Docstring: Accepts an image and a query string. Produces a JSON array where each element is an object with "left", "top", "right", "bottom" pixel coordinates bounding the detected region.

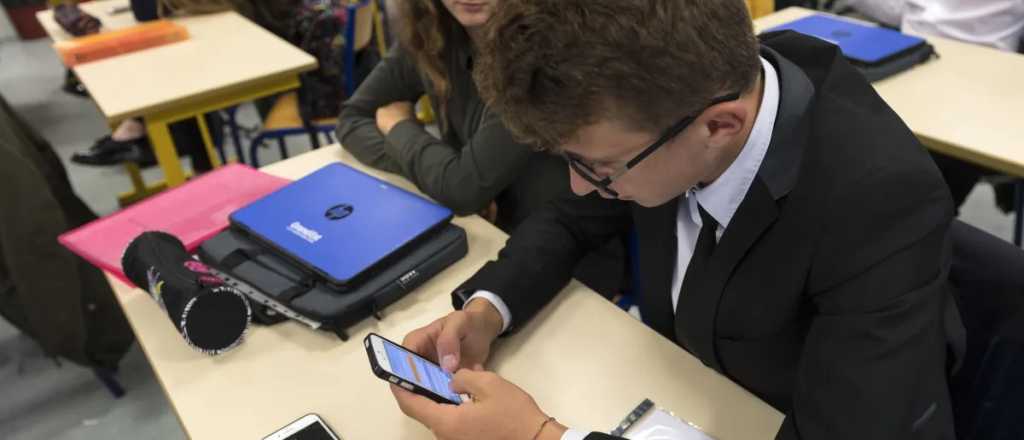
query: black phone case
[{"left": 363, "top": 333, "right": 461, "bottom": 405}]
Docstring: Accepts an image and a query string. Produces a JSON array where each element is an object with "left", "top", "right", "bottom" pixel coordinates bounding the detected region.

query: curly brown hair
[
  {"left": 397, "top": 0, "right": 471, "bottom": 126},
  {"left": 474, "top": 0, "right": 761, "bottom": 150}
]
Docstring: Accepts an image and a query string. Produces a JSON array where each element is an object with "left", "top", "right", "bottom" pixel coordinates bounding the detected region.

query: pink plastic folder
[{"left": 59, "top": 164, "right": 290, "bottom": 285}]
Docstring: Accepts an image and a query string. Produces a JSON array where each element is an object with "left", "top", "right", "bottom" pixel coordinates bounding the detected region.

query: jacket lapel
[
  {"left": 633, "top": 199, "right": 679, "bottom": 340},
  {"left": 671, "top": 45, "right": 816, "bottom": 372},
  {"left": 675, "top": 178, "right": 779, "bottom": 372}
]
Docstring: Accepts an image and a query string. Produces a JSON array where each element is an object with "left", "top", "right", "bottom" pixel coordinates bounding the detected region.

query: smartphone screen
[
  {"left": 374, "top": 335, "right": 463, "bottom": 404},
  {"left": 282, "top": 422, "right": 335, "bottom": 440}
]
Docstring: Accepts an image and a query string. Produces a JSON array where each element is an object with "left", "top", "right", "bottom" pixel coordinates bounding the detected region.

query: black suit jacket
[{"left": 453, "top": 32, "right": 962, "bottom": 439}]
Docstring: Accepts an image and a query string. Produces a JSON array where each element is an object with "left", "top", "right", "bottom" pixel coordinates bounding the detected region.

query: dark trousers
[
  {"left": 948, "top": 221, "right": 1024, "bottom": 439},
  {"left": 165, "top": 113, "right": 224, "bottom": 173},
  {"left": 930, "top": 151, "right": 1015, "bottom": 214}
]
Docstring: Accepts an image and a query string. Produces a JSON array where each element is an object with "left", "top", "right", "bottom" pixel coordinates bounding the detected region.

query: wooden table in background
[
  {"left": 37, "top": 0, "right": 317, "bottom": 205},
  {"left": 756, "top": 8, "right": 1024, "bottom": 243}
]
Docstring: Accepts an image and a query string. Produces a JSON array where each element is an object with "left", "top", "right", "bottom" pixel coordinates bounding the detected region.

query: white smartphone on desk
[{"left": 263, "top": 414, "right": 341, "bottom": 440}]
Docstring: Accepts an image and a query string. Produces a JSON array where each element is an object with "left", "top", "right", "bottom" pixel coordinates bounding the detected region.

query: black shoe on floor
[
  {"left": 71, "top": 135, "right": 151, "bottom": 166},
  {"left": 63, "top": 69, "right": 89, "bottom": 98},
  {"left": 122, "top": 138, "right": 157, "bottom": 168},
  {"left": 994, "top": 181, "right": 1017, "bottom": 215}
]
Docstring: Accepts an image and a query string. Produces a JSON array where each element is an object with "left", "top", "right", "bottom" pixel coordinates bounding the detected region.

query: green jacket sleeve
[
  {"left": 337, "top": 45, "right": 425, "bottom": 176},
  {"left": 337, "top": 46, "right": 537, "bottom": 215},
  {"left": 381, "top": 111, "right": 535, "bottom": 216}
]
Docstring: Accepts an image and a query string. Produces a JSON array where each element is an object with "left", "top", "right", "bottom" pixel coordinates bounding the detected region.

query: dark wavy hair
[{"left": 398, "top": 0, "right": 471, "bottom": 127}]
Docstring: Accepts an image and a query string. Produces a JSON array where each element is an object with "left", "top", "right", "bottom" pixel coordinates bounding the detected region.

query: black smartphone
[{"left": 364, "top": 332, "right": 464, "bottom": 404}]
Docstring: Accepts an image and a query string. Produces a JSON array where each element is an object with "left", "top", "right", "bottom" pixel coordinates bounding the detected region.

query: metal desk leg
[
  {"left": 1015, "top": 180, "right": 1023, "bottom": 246},
  {"left": 224, "top": 106, "right": 245, "bottom": 164},
  {"left": 117, "top": 119, "right": 186, "bottom": 206},
  {"left": 93, "top": 367, "right": 125, "bottom": 399},
  {"left": 144, "top": 118, "right": 187, "bottom": 186},
  {"left": 195, "top": 114, "right": 224, "bottom": 169},
  {"left": 117, "top": 162, "right": 167, "bottom": 206},
  {"left": 304, "top": 119, "right": 322, "bottom": 150}
]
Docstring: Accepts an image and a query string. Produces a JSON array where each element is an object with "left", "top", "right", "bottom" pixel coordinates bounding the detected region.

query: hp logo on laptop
[
  {"left": 831, "top": 29, "right": 852, "bottom": 39},
  {"left": 325, "top": 203, "right": 354, "bottom": 221}
]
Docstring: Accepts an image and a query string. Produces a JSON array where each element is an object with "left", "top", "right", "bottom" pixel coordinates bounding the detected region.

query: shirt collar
[{"left": 688, "top": 56, "right": 780, "bottom": 228}]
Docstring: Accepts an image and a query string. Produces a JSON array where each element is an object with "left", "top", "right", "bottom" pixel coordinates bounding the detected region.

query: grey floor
[{"left": 0, "top": 30, "right": 1017, "bottom": 439}]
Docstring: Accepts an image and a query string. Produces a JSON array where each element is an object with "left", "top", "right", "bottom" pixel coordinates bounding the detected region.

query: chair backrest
[
  {"left": 948, "top": 220, "right": 1024, "bottom": 439},
  {"left": 351, "top": 0, "right": 375, "bottom": 52},
  {"left": 342, "top": 0, "right": 379, "bottom": 96},
  {"left": 746, "top": 0, "right": 775, "bottom": 19}
]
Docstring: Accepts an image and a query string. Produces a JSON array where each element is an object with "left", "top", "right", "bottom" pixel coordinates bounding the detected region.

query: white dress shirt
[
  {"left": 844, "top": 0, "right": 1024, "bottom": 52},
  {"left": 468, "top": 56, "right": 780, "bottom": 440},
  {"left": 668, "top": 56, "right": 780, "bottom": 312}
]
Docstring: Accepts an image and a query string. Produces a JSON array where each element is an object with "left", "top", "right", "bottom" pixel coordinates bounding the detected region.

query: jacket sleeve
[
  {"left": 337, "top": 47, "right": 537, "bottom": 216},
  {"left": 380, "top": 110, "right": 536, "bottom": 216},
  {"left": 777, "top": 167, "right": 957, "bottom": 440},
  {"left": 336, "top": 45, "right": 424, "bottom": 175},
  {"left": 454, "top": 193, "right": 631, "bottom": 330}
]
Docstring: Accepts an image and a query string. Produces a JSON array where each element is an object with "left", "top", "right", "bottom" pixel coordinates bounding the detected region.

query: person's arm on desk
[
  {"left": 339, "top": 48, "right": 538, "bottom": 216},
  {"left": 402, "top": 193, "right": 630, "bottom": 371},
  {"left": 337, "top": 45, "right": 424, "bottom": 175},
  {"left": 395, "top": 194, "right": 631, "bottom": 439},
  {"left": 402, "top": 297, "right": 505, "bottom": 372},
  {"left": 392, "top": 369, "right": 570, "bottom": 440},
  {"left": 396, "top": 297, "right": 614, "bottom": 440},
  {"left": 396, "top": 297, "right": 566, "bottom": 439}
]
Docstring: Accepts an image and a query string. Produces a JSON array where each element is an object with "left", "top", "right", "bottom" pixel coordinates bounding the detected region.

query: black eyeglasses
[{"left": 563, "top": 92, "right": 742, "bottom": 197}]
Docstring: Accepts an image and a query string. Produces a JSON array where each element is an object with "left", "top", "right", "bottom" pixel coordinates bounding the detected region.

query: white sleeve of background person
[
  {"left": 903, "top": 0, "right": 1024, "bottom": 52},
  {"left": 839, "top": 0, "right": 906, "bottom": 27},
  {"left": 466, "top": 291, "right": 512, "bottom": 333}
]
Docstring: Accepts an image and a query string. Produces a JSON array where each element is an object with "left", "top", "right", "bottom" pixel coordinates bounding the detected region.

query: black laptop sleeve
[
  {"left": 851, "top": 41, "right": 937, "bottom": 82},
  {"left": 197, "top": 224, "right": 468, "bottom": 340}
]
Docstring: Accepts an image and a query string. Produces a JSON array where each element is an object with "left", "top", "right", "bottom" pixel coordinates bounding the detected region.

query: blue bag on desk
[{"left": 764, "top": 14, "right": 937, "bottom": 82}]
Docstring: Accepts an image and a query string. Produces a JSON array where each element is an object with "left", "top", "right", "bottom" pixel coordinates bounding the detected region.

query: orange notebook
[
  {"left": 59, "top": 164, "right": 290, "bottom": 285},
  {"left": 54, "top": 19, "right": 189, "bottom": 66}
]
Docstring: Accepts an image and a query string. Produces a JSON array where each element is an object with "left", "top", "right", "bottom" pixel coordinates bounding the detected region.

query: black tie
[{"left": 674, "top": 205, "right": 718, "bottom": 350}]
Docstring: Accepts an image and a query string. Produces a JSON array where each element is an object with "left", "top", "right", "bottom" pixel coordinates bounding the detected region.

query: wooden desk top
[
  {"left": 37, "top": 1, "right": 316, "bottom": 122},
  {"left": 755, "top": 7, "right": 1024, "bottom": 177},
  {"left": 106, "top": 145, "right": 783, "bottom": 439}
]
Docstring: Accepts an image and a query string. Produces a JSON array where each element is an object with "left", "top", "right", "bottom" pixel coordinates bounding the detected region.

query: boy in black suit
[{"left": 390, "top": 1, "right": 963, "bottom": 439}]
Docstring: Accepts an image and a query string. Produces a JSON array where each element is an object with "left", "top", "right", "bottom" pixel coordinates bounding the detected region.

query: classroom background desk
[
  {"left": 104, "top": 145, "right": 783, "bottom": 439},
  {"left": 755, "top": 7, "right": 1024, "bottom": 243},
  {"left": 36, "top": 0, "right": 317, "bottom": 205}
]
